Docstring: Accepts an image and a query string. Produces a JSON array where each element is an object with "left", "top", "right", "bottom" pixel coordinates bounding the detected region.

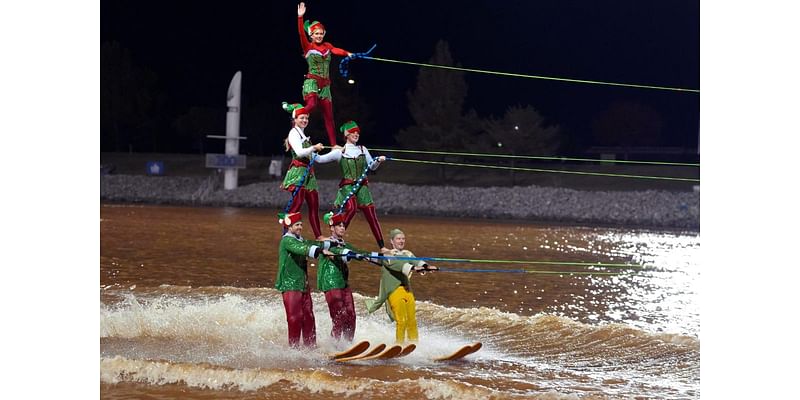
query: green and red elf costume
[
  {"left": 275, "top": 212, "right": 327, "bottom": 348},
  {"left": 316, "top": 211, "right": 371, "bottom": 342},
  {"left": 297, "top": 9, "right": 351, "bottom": 146},
  {"left": 321, "top": 121, "right": 386, "bottom": 248},
  {"left": 281, "top": 102, "right": 324, "bottom": 239}
]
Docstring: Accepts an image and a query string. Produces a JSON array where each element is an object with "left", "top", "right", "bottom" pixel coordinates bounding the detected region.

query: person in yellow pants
[
  {"left": 365, "top": 228, "right": 437, "bottom": 343},
  {"left": 387, "top": 285, "right": 418, "bottom": 342}
]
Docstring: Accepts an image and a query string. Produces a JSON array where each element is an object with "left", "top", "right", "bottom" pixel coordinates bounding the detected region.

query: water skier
[{"left": 365, "top": 228, "right": 438, "bottom": 344}]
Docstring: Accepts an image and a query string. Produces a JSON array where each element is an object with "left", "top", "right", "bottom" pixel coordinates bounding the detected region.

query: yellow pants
[{"left": 388, "top": 285, "right": 418, "bottom": 343}]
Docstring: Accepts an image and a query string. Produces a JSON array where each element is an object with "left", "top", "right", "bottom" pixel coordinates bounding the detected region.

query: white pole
[{"left": 224, "top": 71, "right": 242, "bottom": 190}]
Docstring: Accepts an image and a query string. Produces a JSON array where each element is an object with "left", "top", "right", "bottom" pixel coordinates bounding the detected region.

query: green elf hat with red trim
[
  {"left": 282, "top": 102, "right": 308, "bottom": 119},
  {"left": 339, "top": 120, "right": 360, "bottom": 136},
  {"left": 323, "top": 211, "right": 346, "bottom": 226},
  {"left": 278, "top": 212, "right": 302, "bottom": 227},
  {"left": 304, "top": 20, "right": 325, "bottom": 36}
]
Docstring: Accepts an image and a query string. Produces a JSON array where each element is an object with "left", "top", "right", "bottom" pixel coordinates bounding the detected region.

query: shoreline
[{"left": 101, "top": 174, "right": 699, "bottom": 231}]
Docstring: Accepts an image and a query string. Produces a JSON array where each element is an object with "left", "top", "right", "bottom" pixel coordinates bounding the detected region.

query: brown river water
[{"left": 100, "top": 204, "right": 699, "bottom": 399}]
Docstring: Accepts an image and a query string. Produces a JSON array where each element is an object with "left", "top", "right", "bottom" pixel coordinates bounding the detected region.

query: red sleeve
[
  {"left": 328, "top": 43, "right": 350, "bottom": 57},
  {"left": 297, "top": 16, "right": 309, "bottom": 54}
]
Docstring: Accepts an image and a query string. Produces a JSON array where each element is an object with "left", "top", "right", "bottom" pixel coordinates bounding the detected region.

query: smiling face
[
  {"left": 310, "top": 28, "right": 325, "bottom": 44},
  {"left": 390, "top": 233, "right": 406, "bottom": 251},
  {"left": 294, "top": 114, "right": 309, "bottom": 129},
  {"left": 345, "top": 131, "right": 359, "bottom": 144},
  {"left": 330, "top": 222, "right": 346, "bottom": 238},
  {"left": 288, "top": 221, "right": 303, "bottom": 235}
]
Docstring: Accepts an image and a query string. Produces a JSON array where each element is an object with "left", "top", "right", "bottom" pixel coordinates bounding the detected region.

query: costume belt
[
  {"left": 339, "top": 178, "right": 368, "bottom": 187},
  {"left": 305, "top": 73, "right": 331, "bottom": 89},
  {"left": 290, "top": 158, "right": 315, "bottom": 174}
]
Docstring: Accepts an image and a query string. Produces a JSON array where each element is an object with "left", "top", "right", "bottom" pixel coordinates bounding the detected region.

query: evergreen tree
[
  {"left": 396, "top": 40, "right": 473, "bottom": 151},
  {"left": 484, "top": 105, "right": 562, "bottom": 184},
  {"left": 484, "top": 104, "right": 561, "bottom": 155}
]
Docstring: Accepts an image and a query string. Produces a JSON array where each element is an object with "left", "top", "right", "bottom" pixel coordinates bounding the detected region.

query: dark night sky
[{"left": 101, "top": 0, "right": 699, "bottom": 153}]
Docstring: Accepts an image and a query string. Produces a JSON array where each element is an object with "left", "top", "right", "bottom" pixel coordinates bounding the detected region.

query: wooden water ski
[
  {"left": 433, "top": 342, "right": 482, "bottom": 362},
  {"left": 397, "top": 343, "right": 416, "bottom": 358},
  {"left": 330, "top": 340, "right": 370, "bottom": 360},
  {"left": 357, "top": 344, "right": 403, "bottom": 361},
  {"left": 335, "top": 343, "right": 386, "bottom": 362}
]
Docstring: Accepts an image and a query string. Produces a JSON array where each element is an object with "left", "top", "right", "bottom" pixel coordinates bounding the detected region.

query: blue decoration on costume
[
  {"left": 283, "top": 153, "right": 318, "bottom": 215},
  {"left": 335, "top": 157, "right": 379, "bottom": 215},
  {"left": 339, "top": 44, "right": 377, "bottom": 78}
]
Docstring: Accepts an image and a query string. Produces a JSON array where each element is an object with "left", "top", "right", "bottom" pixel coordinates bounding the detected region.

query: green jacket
[
  {"left": 316, "top": 238, "right": 369, "bottom": 292},
  {"left": 275, "top": 233, "right": 323, "bottom": 292},
  {"left": 364, "top": 249, "right": 426, "bottom": 321}
]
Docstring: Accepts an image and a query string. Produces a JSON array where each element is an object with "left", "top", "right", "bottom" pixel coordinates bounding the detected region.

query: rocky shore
[{"left": 101, "top": 174, "right": 699, "bottom": 230}]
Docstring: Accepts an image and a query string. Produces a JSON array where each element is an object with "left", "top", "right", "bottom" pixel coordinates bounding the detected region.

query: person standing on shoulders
[
  {"left": 322, "top": 120, "right": 387, "bottom": 248},
  {"left": 280, "top": 102, "right": 325, "bottom": 239},
  {"left": 295, "top": 2, "right": 352, "bottom": 147}
]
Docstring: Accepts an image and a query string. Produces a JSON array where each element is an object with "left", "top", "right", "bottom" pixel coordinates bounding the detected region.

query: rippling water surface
[{"left": 101, "top": 204, "right": 699, "bottom": 399}]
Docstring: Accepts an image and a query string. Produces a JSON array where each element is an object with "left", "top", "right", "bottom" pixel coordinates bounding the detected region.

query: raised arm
[{"left": 297, "top": 3, "right": 309, "bottom": 54}]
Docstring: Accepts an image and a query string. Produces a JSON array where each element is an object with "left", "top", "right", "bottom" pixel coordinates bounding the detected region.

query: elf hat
[
  {"left": 339, "top": 120, "right": 360, "bottom": 136},
  {"left": 278, "top": 212, "right": 302, "bottom": 227},
  {"left": 323, "top": 211, "right": 346, "bottom": 226},
  {"left": 304, "top": 20, "right": 325, "bottom": 36},
  {"left": 282, "top": 102, "right": 308, "bottom": 119}
]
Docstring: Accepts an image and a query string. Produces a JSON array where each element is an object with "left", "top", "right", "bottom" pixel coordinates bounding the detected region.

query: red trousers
[
  {"left": 304, "top": 94, "right": 337, "bottom": 147},
  {"left": 287, "top": 187, "right": 321, "bottom": 239},
  {"left": 324, "top": 288, "right": 356, "bottom": 342},
  {"left": 282, "top": 288, "right": 316, "bottom": 348},
  {"left": 340, "top": 198, "right": 384, "bottom": 248}
]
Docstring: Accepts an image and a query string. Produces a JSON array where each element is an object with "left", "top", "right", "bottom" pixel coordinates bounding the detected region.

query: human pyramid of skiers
[{"left": 276, "top": 2, "right": 439, "bottom": 349}]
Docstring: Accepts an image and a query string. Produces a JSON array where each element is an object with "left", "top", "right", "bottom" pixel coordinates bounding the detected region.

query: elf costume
[
  {"left": 297, "top": 14, "right": 351, "bottom": 147},
  {"left": 316, "top": 212, "right": 370, "bottom": 341},
  {"left": 364, "top": 244, "right": 429, "bottom": 344},
  {"left": 275, "top": 212, "right": 325, "bottom": 348},
  {"left": 322, "top": 121, "right": 386, "bottom": 248},
  {"left": 281, "top": 102, "right": 323, "bottom": 239}
]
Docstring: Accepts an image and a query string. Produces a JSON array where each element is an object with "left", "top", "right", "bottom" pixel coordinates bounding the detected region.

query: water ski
[
  {"left": 357, "top": 344, "right": 403, "bottom": 361},
  {"left": 335, "top": 343, "right": 387, "bottom": 362},
  {"left": 433, "top": 342, "right": 482, "bottom": 362},
  {"left": 397, "top": 343, "right": 416, "bottom": 358},
  {"left": 330, "top": 340, "right": 370, "bottom": 360}
]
